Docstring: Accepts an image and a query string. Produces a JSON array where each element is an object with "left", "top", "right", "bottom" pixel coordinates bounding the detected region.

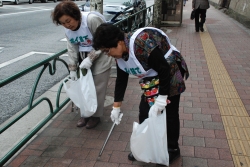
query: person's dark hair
[
  {"left": 51, "top": 1, "right": 81, "bottom": 25},
  {"left": 93, "top": 23, "right": 125, "bottom": 50}
]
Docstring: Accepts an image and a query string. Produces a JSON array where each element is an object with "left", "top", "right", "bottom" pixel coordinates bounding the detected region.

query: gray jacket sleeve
[
  {"left": 66, "top": 35, "right": 79, "bottom": 71},
  {"left": 86, "top": 13, "right": 105, "bottom": 62},
  {"left": 87, "top": 13, "right": 113, "bottom": 75}
]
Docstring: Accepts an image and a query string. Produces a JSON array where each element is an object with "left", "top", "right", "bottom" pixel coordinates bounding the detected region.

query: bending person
[
  {"left": 51, "top": 1, "right": 112, "bottom": 129},
  {"left": 93, "top": 23, "right": 189, "bottom": 164}
]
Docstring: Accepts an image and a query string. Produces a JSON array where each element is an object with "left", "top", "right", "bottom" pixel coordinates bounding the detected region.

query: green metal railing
[
  {"left": 114, "top": 5, "right": 154, "bottom": 32},
  {"left": 0, "top": 5, "right": 154, "bottom": 166},
  {"left": 0, "top": 49, "right": 70, "bottom": 166}
]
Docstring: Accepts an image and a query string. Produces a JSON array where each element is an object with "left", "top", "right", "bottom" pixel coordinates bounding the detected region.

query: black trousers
[
  {"left": 139, "top": 94, "right": 181, "bottom": 149},
  {"left": 195, "top": 7, "right": 207, "bottom": 31}
]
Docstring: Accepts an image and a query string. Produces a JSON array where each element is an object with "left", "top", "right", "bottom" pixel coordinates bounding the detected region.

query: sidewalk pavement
[{"left": 4, "top": 2, "right": 250, "bottom": 167}]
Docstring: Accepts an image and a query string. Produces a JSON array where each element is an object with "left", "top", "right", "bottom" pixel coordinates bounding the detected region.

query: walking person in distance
[{"left": 192, "top": 0, "right": 210, "bottom": 32}]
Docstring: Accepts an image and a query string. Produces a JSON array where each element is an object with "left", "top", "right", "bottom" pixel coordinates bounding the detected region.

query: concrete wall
[{"left": 209, "top": 0, "right": 250, "bottom": 28}]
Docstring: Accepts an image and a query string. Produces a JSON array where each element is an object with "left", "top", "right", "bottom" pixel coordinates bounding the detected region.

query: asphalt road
[{"left": 0, "top": 1, "right": 72, "bottom": 124}]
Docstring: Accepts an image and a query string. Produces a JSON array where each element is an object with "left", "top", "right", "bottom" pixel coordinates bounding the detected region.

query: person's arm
[
  {"left": 86, "top": 13, "right": 106, "bottom": 62},
  {"left": 148, "top": 47, "right": 171, "bottom": 96},
  {"left": 110, "top": 62, "right": 128, "bottom": 125},
  {"left": 66, "top": 35, "right": 79, "bottom": 71},
  {"left": 114, "top": 63, "right": 129, "bottom": 107}
]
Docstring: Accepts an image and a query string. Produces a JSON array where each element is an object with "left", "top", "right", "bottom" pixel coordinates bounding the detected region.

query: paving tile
[
  {"left": 184, "top": 120, "right": 203, "bottom": 128},
  {"left": 195, "top": 147, "right": 219, "bottom": 159},
  {"left": 20, "top": 144, "right": 48, "bottom": 156},
  {"left": 214, "top": 130, "right": 227, "bottom": 139},
  {"left": 59, "top": 128, "right": 82, "bottom": 137},
  {"left": 69, "top": 159, "right": 95, "bottom": 167},
  {"left": 205, "top": 138, "right": 229, "bottom": 149},
  {"left": 109, "top": 151, "right": 132, "bottom": 164},
  {"left": 62, "top": 137, "right": 85, "bottom": 147},
  {"left": 183, "top": 96, "right": 201, "bottom": 103},
  {"left": 57, "top": 112, "right": 77, "bottom": 121},
  {"left": 180, "top": 127, "right": 194, "bottom": 136},
  {"left": 193, "top": 102, "right": 210, "bottom": 108},
  {"left": 119, "top": 164, "right": 145, "bottom": 167},
  {"left": 179, "top": 113, "right": 193, "bottom": 121},
  {"left": 63, "top": 147, "right": 90, "bottom": 160},
  {"left": 41, "top": 136, "right": 67, "bottom": 146},
  {"left": 94, "top": 161, "right": 119, "bottom": 167},
  {"left": 201, "top": 108, "right": 220, "bottom": 115},
  {"left": 44, "top": 158, "right": 72, "bottom": 167},
  {"left": 194, "top": 129, "right": 215, "bottom": 138},
  {"left": 211, "top": 114, "right": 222, "bottom": 122},
  {"left": 183, "top": 107, "right": 202, "bottom": 114},
  {"left": 218, "top": 148, "right": 233, "bottom": 161},
  {"left": 39, "top": 127, "right": 64, "bottom": 137},
  {"left": 203, "top": 122, "right": 224, "bottom": 130},
  {"left": 180, "top": 146, "right": 195, "bottom": 157},
  {"left": 182, "top": 157, "right": 208, "bottom": 167},
  {"left": 99, "top": 131, "right": 121, "bottom": 141},
  {"left": 7, "top": 155, "right": 28, "bottom": 167},
  {"left": 50, "top": 120, "right": 63, "bottom": 128},
  {"left": 183, "top": 136, "right": 205, "bottom": 147},
  {"left": 57, "top": 120, "right": 79, "bottom": 129},
  {"left": 104, "top": 140, "right": 128, "bottom": 151},
  {"left": 41, "top": 146, "right": 69, "bottom": 157},
  {"left": 19, "top": 156, "right": 50, "bottom": 167},
  {"left": 119, "top": 132, "right": 132, "bottom": 142},
  {"left": 86, "top": 149, "right": 112, "bottom": 162},
  {"left": 83, "top": 138, "right": 105, "bottom": 149},
  {"left": 193, "top": 113, "right": 212, "bottom": 121},
  {"left": 79, "top": 129, "right": 102, "bottom": 139}
]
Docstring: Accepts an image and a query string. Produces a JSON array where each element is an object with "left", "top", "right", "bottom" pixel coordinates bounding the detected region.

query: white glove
[
  {"left": 148, "top": 95, "right": 168, "bottom": 118},
  {"left": 110, "top": 107, "right": 123, "bottom": 125},
  {"left": 79, "top": 57, "right": 92, "bottom": 69},
  {"left": 70, "top": 71, "right": 77, "bottom": 80}
]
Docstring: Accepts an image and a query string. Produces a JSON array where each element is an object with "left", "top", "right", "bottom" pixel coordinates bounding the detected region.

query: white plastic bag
[
  {"left": 130, "top": 110, "right": 169, "bottom": 166},
  {"left": 63, "top": 70, "right": 97, "bottom": 117}
]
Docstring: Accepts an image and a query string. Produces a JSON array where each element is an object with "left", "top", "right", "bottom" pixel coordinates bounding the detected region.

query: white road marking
[
  {"left": 0, "top": 8, "right": 52, "bottom": 17},
  {"left": 0, "top": 51, "right": 68, "bottom": 69},
  {"left": 60, "top": 38, "right": 67, "bottom": 42}
]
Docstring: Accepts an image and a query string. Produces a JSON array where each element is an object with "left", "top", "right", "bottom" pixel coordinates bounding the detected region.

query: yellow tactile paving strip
[{"left": 200, "top": 26, "right": 250, "bottom": 167}]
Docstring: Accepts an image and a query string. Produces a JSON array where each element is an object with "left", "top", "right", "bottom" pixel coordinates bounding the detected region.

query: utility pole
[
  {"left": 90, "top": 0, "right": 95, "bottom": 11},
  {"left": 90, "top": 0, "right": 103, "bottom": 14},
  {"left": 153, "top": 0, "right": 162, "bottom": 28},
  {"left": 95, "top": 0, "right": 103, "bottom": 14}
]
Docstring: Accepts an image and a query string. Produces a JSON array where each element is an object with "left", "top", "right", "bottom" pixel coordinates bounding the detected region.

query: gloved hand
[
  {"left": 148, "top": 95, "right": 168, "bottom": 118},
  {"left": 79, "top": 57, "right": 92, "bottom": 69},
  {"left": 110, "top": 107, "right": 123, "bottom": 125},
  {"left": 70, "top": 71, "right": 77, "bottom": 80}
]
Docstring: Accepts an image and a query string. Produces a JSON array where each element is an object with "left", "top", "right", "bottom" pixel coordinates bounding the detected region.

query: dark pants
[
  {"left": 139, "top": 94, "right": 181, "bottom": 149},
  {"left": 195, "top": 7, "right": 207, "bottom": 31}
]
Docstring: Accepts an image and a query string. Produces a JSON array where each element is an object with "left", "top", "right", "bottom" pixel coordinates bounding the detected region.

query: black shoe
[
  {"left": 169, "top": 148, "right": 180, "bottom": 164},
  {"left": 200, "top": 27, "right": 204, "bottom": 32},
  {"left": 128, "top": 152, "right": 136, "bottom": 161}
]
